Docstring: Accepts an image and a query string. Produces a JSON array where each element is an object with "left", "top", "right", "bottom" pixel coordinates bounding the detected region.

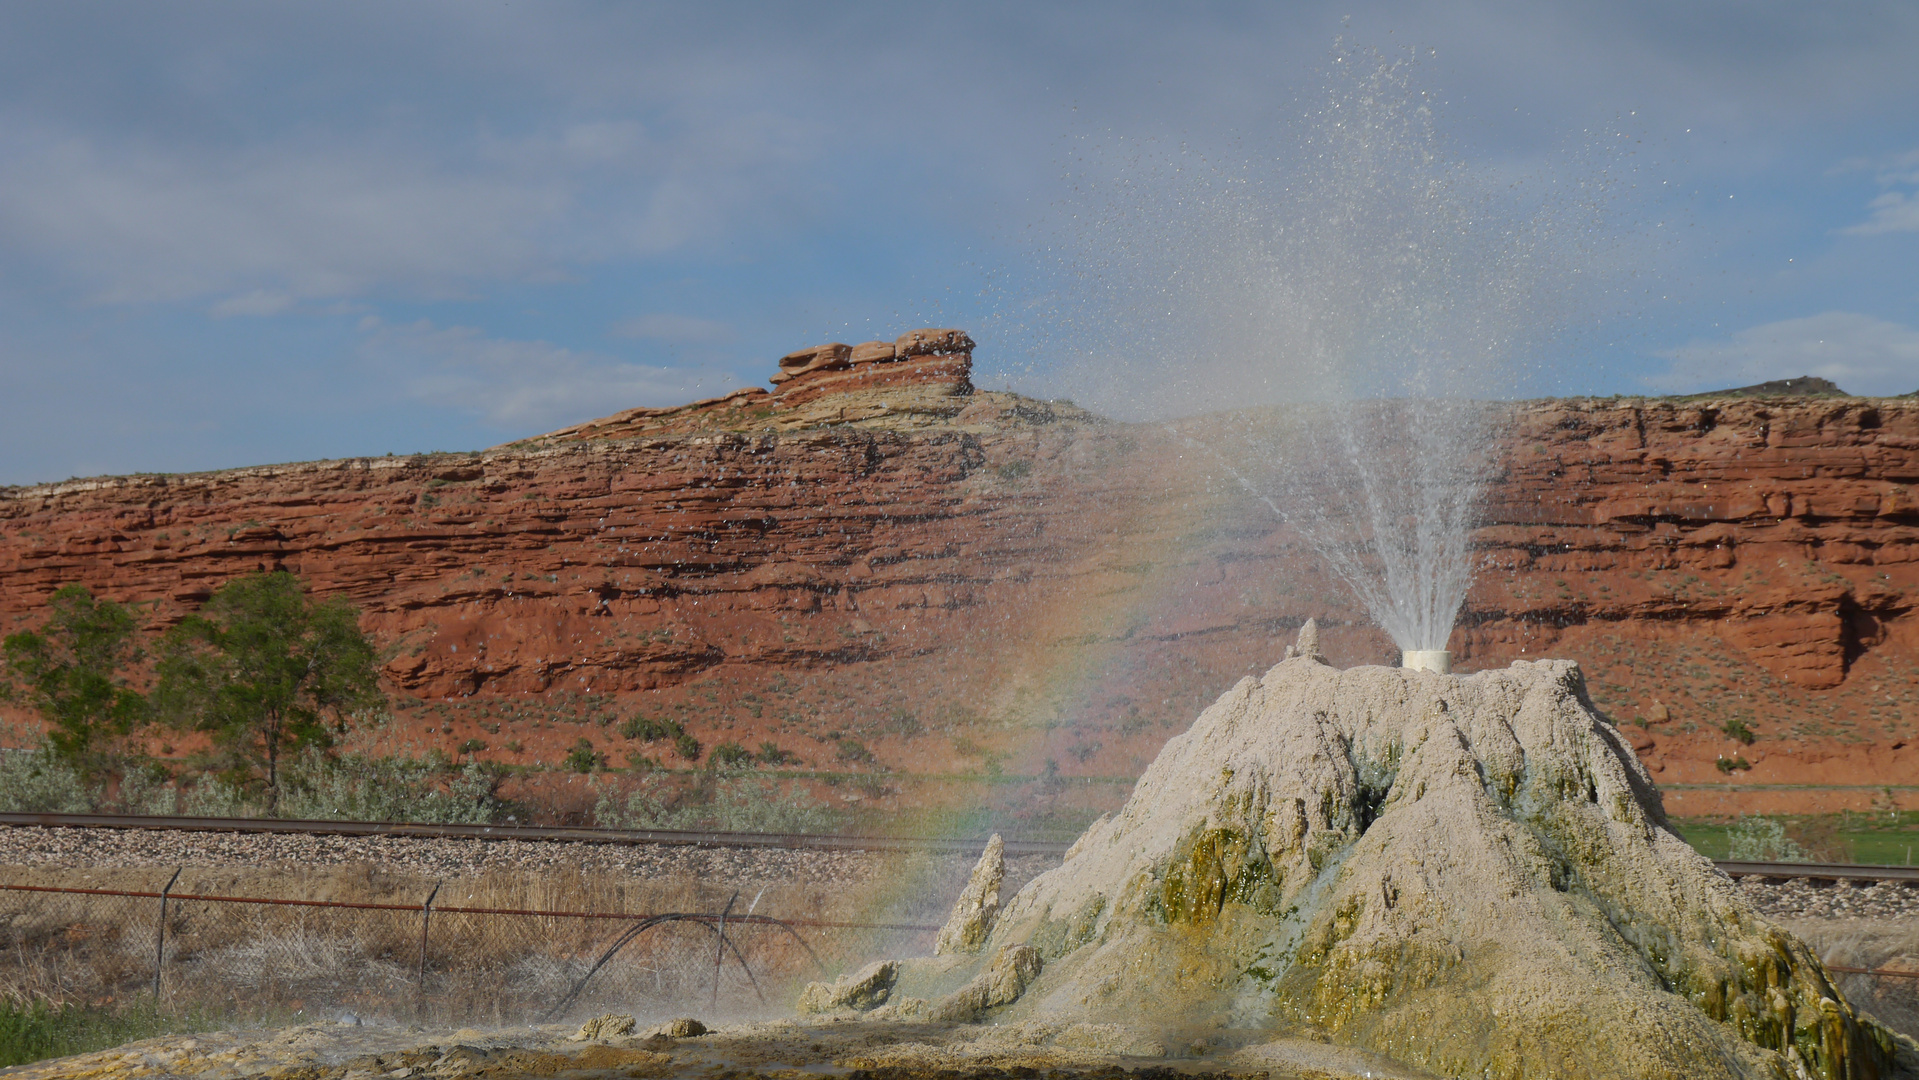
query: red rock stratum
[{"left": 3, "top": 332, "right": 1915, "bottom": 818}]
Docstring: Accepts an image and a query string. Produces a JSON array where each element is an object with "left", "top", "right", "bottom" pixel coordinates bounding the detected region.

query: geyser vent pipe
[{"left": 1403, "top": 650, "right": 1452, "bottom": 674}]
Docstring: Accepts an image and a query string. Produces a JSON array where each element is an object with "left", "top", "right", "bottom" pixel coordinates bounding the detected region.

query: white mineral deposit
[{"left": 798, "top": 622, "right": 1907, "bottom": 1080}]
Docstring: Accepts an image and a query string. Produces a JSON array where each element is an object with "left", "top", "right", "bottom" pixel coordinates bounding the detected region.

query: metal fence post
[
  {"left": 711, "top": 891, "right": 737, "bottom": 1012},
  {"left": 417, "top": 881, "right": 441, "bottom": 1014},
  {"left": 153, "top": 867, "right": 181, "bottom": 1000}
]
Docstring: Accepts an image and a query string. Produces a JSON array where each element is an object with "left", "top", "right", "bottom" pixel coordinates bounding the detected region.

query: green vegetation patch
[
  {"left": 1673, "top": 809, "right": 1919, "bottom": 865},
  {"left": 0, "top": 999, "right": 219, "bottom": 1070}
]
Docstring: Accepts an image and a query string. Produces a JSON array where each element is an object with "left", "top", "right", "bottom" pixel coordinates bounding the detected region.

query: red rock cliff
[{"left": 2, "top": 334, "right": 1915, "bottom": 815}]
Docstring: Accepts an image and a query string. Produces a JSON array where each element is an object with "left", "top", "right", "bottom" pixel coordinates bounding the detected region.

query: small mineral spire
[
  {"left": 935, "top": 833, "right": 1004, "bottom": 955},
  {"left": 1292, "top": 618, "right": 1325, "bottom": 664}
]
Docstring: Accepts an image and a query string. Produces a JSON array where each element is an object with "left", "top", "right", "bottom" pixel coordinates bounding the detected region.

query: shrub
[
  {"left": 835, "top": 738, "right": 873, "bottom": 764},
  {"left": 278, "top": 754, "right": 513, "bottom": 823},
  {"left": 165, "top": 750, "right": 517, "bottom": 823},
  {"left": 181, "top": 775, "right": 256, "bottom": 816},
  {"left": 117, "top": 761, "right": 183, "bottom": 815},
  {"left": 754, "top": 741, "right": 800, "bottom": 766},
  {"left": 619, "top": 716, "right": 682, "bottom": 742},
  {"left": 1722, "top": 719, "right": 1756, "bottom": 745},
  {"left": 595, "top": 774, "right": 840, "bottom": 834},
  {"left": 564, "top": 738, "right": 604, "bottom": 774},
  {"left": 1726, "top": 816, "right": 1810, "bottom": 863},
  {"left": 1715, "top": 755, "right": 1753, "bottom": 774},
  {"left": 0, "top": 748, "right": 93, "bottom": 813},
  {"left": 672, "top": 732, "right": 703, "bottom": 762},
  {"left": 710, "top": 741, "right": 753, "bottom": 768}
]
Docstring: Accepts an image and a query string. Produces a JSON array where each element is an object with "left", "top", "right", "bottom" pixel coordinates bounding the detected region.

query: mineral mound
[{"left": 847, "top": 627, "right": 1903, "bottom": 1079}]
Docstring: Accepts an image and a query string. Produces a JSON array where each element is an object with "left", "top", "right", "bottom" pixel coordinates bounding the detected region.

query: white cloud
[
  {"left": 609, "top": 313, "right": 733, "bottom": 341},
  {"left": 1647, "top": 311, "right": 1919, "bottom": 396},
  {"left": 1842, "top": 190, "right": 1919, "bottom": 236},
  {"left": 1837, "top": 147, "right": 1919, "bottom": 235},
  {"left": 358, "top": 318, "right": 715, "bottom": 429},
  {"left": 0, "top": 108, "right": 820, "bottom": 307}
]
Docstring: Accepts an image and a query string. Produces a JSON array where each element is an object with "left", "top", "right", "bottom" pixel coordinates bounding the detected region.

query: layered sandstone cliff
[{"left": 1, "top": 333, "right": 1914, "bottom": 813}]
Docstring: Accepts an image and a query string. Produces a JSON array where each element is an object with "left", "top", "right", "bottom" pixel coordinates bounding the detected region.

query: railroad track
[{"left": 4, "top": 813, "right": 1917, "bottom": 883}]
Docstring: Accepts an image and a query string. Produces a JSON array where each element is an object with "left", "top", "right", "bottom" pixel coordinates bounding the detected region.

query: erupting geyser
[
  {"left": 785, "top": 42, "right": 1905, "bottom": 1080},
  {"left": 813, "top": 623, "right": 1902, "bottom": 1080}
]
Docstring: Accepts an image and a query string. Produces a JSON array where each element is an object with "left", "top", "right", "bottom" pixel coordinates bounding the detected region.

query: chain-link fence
[{"left": 0, "top": 877, "right": 936, "bottom": 1027}]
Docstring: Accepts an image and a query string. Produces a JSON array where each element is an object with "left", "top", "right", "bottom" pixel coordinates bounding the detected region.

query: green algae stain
[{"left": 1155, "top": 824, "right": 1285, "bottom": 926}]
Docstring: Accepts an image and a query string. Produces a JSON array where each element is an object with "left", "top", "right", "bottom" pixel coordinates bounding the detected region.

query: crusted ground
[{"left": 0, "top": 1014, "right": 1435, "bottom": 1080}]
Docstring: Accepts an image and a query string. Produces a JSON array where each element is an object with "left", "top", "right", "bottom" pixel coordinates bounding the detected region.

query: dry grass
[
  {"left": 0, "top": 858, "right": 957, "bottom": 1028},
  {"left": 1781, "top": 918, "right": 1919, "bottom": 1040}
]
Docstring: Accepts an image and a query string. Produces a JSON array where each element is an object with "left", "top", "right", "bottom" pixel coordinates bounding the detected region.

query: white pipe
[{"left": 1403, "top": 650, "right": 1451, "bottom": 674}]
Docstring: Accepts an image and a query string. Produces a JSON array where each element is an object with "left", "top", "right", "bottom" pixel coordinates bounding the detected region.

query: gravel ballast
[
  {"left": 0, "top": 824, "right": 1058, "bottom": 892},
  {"left": 6, "top": 824, "right": 1918, "bottom": 920}
]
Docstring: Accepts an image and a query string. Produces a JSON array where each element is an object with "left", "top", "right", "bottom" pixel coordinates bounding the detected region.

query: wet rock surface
[{"left": 923, "top": 644, "right": 1908, "bottom": 1079}]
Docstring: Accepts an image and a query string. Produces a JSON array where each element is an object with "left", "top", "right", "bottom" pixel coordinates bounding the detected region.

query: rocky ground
[
  {"left": 7, "top": 824, "right": 1917, "bottom": 918},
  {"left": 0, "top": 1013, "right": 1438, "bottom": 1080},
  {"left": 0, "top": 825, "right": 1058, "bottom": 889},
  {"left": 1738, "top": 875, "right": 1919, "bottom": 920}
]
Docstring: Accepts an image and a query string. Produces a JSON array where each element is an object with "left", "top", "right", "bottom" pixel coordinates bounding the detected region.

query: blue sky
[{"left": 3, "top": 1, "right": 1917, "bottom": 485}]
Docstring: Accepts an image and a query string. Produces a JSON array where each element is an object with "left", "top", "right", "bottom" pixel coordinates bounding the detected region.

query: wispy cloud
[
  {"left": 357, "top": 318, "right": 717, "bottom": 430},
  {"left": 0, "top": 108, "right": 820, "bottom": 307},
  {"left": 1647, "top": 311, "right": 1919, "bottom": 396},
  {"left": 1837, "top": 147, "right": 1919, "bottom": 235},
  {"left": 609, "top": 313, "right": 734, "bottom": 342}
]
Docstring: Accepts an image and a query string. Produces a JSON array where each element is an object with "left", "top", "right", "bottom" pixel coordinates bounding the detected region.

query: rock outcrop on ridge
[
  {"left": 529, "top": 327, "right": 987, "bottom": 441},
  {"left": 866, "top": 631, "right": 1902, "bottom": 1079}
]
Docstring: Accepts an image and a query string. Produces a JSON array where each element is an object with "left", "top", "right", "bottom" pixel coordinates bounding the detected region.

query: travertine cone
[
  {"left": 980, "top": 654, "right": 1898, "bottom": 1080},
  {"left": 936, "top": 833, "right": 1004, "bottom": 955}
]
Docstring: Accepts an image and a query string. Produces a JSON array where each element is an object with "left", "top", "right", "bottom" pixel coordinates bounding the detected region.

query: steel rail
[
  {"left": 1828, "top": 964, "right": 1919, "bottom": 980},
  {"left": 0, "top": 811, "right": 1073, "bottom": 856},
  {"left": 1714, "top": 860, "right": 1919, "bottom": 884}
]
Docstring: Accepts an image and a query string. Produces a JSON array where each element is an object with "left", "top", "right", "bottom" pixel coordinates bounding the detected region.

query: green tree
[
  {"left": 0, "top": 585, "right": 148, "bottom": 778},
  {"left": 154, "top": 573, "right": 382, "bottom": 811}
]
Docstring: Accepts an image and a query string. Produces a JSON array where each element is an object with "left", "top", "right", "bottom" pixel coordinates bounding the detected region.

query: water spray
[{"left": 1027, "top": 45, "right": 1588, "bottom": 668}]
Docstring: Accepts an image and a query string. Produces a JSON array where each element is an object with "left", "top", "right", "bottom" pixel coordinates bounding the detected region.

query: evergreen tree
[
  {"left": 0, "top": 585, "right": 147, "bottom": 778},
  {"left": 154, "top": 572, "right": 382, "bottom": 810}
]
